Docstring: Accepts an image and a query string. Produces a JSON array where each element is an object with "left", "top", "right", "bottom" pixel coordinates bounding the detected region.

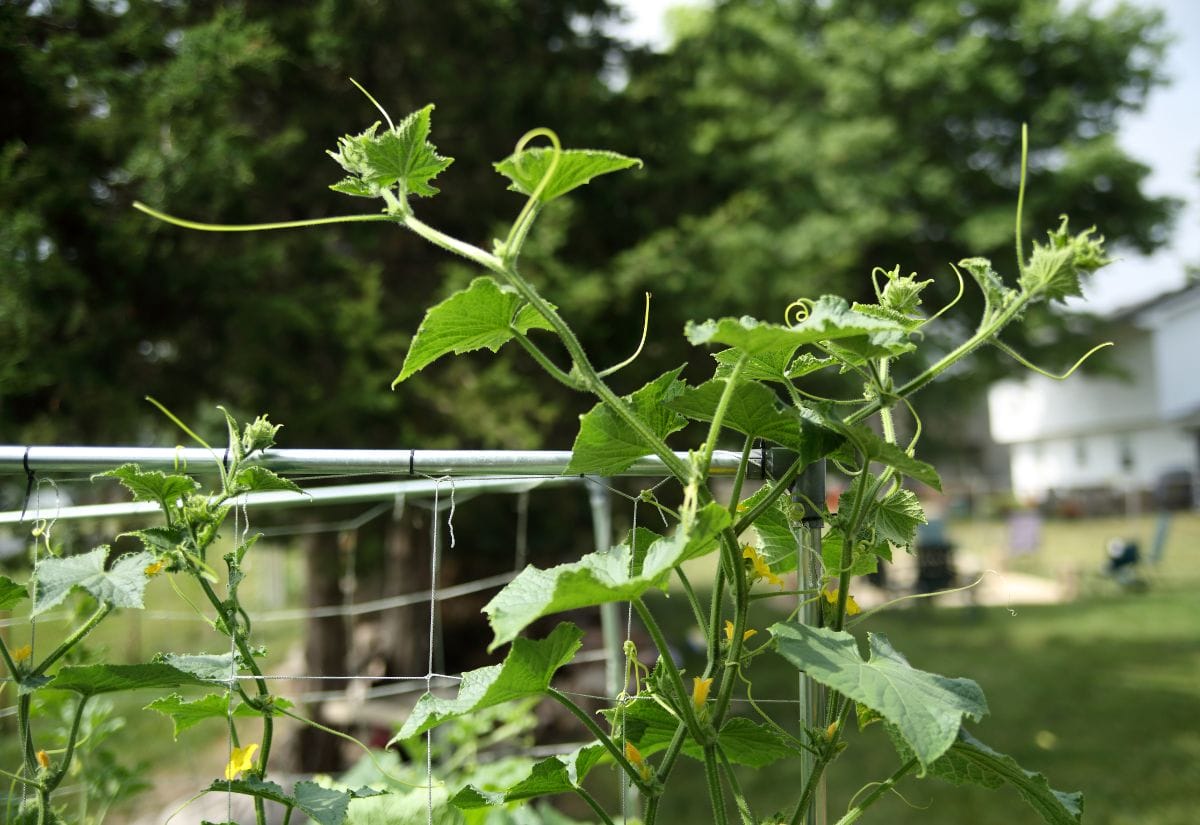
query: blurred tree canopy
[{"left": 0, "top": 0, "right": 1179, "bottom": 452}]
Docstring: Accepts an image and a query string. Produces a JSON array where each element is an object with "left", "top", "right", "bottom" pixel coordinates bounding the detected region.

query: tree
[
  {"left": 0, "top": 0, "right": 633, "bottom": 448},
  {"left": 0, "top": 0, "right": 637, "bottom": 773},
  {"left": 536, "top": 0, "right": 1178, "bottom": 449}
]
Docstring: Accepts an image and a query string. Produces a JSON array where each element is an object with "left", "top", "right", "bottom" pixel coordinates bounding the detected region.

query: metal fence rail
[{"left": 0, "top": 446, "right": 761, "bottom": 478}]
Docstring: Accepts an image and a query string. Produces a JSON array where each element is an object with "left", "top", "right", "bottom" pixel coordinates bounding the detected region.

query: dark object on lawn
[
  {"left": 915, "top": 519, "right": 956, "bottom": 593},
  {"left": 1105, "top": 537, "right": 1145, "bottom": 590}
]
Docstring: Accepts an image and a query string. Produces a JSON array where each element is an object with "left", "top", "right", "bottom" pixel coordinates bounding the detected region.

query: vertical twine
[{"left": 425, "top": 476, "right": 455, "bottom": 825}]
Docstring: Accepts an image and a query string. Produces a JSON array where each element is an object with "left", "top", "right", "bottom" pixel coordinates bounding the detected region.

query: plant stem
[
  {"left": 31, "top": 602, "right": 113, "bottom": 677},
  {"left": 699, "top": 355, "right": 748, "bottom": 477},
  {"left": 0, "top": 636, "right": 19, "bottom": 679},
  {"left": 545, "top": 688, "right": 654, "bottom": 796},
  {"left": 703, "top": 745, "right": 729, "bottom": 825},
  {"left": 632, "top": 600, "right": 707, "bottom": 743},
  {"left": 716, "top": 743, "right": 756, "bottom": 825},
  {"left": 574, "top": 785, "right": 617, "bottom": 825},
  {"left": 675, "top": 566, "right": 708, "bottom": 632},
  {"left": 727, "top": 436, "right": 756, "bottom": 518},
  {"left": 644, "top": 722, "right": 689, "bottom": 825},
  {"left": 711, "top": 533, "right": 749, "bottom": 726},
  {"left": 403, "top": 215, "right": 504, "bottom": 272},
  {"left": 512, "top": 332, "right": 580, "bottom": 389},
  {"left": 195, "top": 577, "right": 272, "bottom": 825},
  {"left": 832, "top": 758, "right": 919, "bottom": 825},
  {"left": 46, "top": 696, "right": 89, "bottom": 792}
]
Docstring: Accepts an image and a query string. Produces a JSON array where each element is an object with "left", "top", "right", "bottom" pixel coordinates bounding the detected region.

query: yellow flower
[
  {"left": 12, "top": 644, "right": 33, "bottom": 664},
  {"left": 823, "top": 587, "right": 861, "bottom": 616},
  {"left": 692, "top": 676, "right": 713, "bottom": 711},
  {"left": 144, "top": 561, "right": 165, "bottom": 577},
  {"left": 723, "top": 620, "right": 757, "bottom": 645},
  {"left": 825, "top": 721, "right": 840, "bottom": 741},
  {"left": 36, "top": 750, "right": 50, "bottom": 770},
  {"left": 224, "top": 743, "right": 258, "bottom": 780},
  {"left": 624, "top": 741, "right": 653, "bottom": 782},
  {"left": 743, "top": 545, "right": 783, "bottom": 589}
]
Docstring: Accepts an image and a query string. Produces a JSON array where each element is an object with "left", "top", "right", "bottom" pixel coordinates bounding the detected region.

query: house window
[{"left": 1119, "top": 436, "right": 1135, "bottom": 471}]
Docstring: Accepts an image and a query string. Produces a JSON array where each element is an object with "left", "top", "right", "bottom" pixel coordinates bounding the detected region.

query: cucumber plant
[{"left": 2, "top": 84, "right": 1109, "bottom": 824}]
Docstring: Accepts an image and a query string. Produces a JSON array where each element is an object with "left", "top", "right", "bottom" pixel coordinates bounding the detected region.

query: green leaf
[
  {"left": 394, "top": 277, "right": 553, "bottom": 384},
  {"left": 33, "top": 547, "right": 154, "bottom": 615},
  {"left": 822, "top": 330, "right": 915, "bottom": 364},
  {"left": 564, "top": 368, "right": 688, "bottom": 476},
  {"left": 328, "top": 105, "right": 453, "bottom": 200},
  {"left": 890, "top": 728, "right": 1083, "bottom": 824},
  {"left": 958, "top": 258, "right": 1017, "bottom": 312},
  {"left": 826, "top": 421, "right": 940, "bottom": 490},
  {"left": 293, "top": 781, "right": 355, "bottom": 825},
  {"left": 1020, "top": 217, "right": 1111, "bottom": 302},
  {"left": 770, "top": 624, "right": 987, "bottom": 766},
  {"left": 97, "top": 463, "right": 198, "bottom": 505},
  {"left": 146, "top": 692, "right": 293, "bottom": 739},
  {"left": 231, "top": 465, "right": 302, "bottom": 494},
  {"left": 667, "top": 379, "right": 843, "bottom": 463},
  {"left": 494, "top": 147, "right": 642, "bottom": 203},
  {"left": 122, "top": 525, "right": 189, "bottom": 555},
  {"left": 738, "top": 482, "right": 797, "bottom": 573},
  {"left": 713, "top": 346, "right": 794, "bottom": 383},
  {"left": 686, "top": 297, "right": 909, "bottom": 356},
  {"left": 201, "top": 778, "right": 354, "bottom": 825},
  {"left": 392, "top": 623, "right": 583, "bottom": 742},
  {"left": 154, "top": 652, "right": 243, "bottom": 682},
  {"left": 0, "top": 574, "right": 28, "bottom": 610},
  {"left": 874, "top": 486, "right": 925, "bottom": 550},
  {"left": 346, "top": 787, "right": 457, "bottom": 824},
  {"left": 610, "top": 699, "right": 796, "bottom": 768},
  {"left": 43, "top": 663, "right": 213, "bottom": 697},
  {"left": 451, "top": 744, "right": 607, "bottom": 809},
  {"left": 484, "top": 503, "right": 729, "bottom": 649}
]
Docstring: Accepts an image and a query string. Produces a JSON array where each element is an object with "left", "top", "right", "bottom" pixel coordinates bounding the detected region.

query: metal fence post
[{"left": 769, "top": 450, "right": 827, "bottom": 825}]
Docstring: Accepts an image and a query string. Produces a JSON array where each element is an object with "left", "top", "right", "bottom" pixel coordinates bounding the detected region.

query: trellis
[{"left": 0, "top": 445, "right": 827, "bottom": 824}]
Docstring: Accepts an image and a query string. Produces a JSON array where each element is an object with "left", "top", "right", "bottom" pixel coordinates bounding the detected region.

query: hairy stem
[
  {"left": 703, "top": 745, "right": 729, "bottom": 825},
  {"left": 46, "top": 696, "right": 89, "bottom": 792},
  {"left": 31, "top": 602, "right": 114, "bottom": 677},
  {"left": 632, "top": 599, "right": 707, "bottom": 743},
  {"left": 644, "top": 724, "right": 688, "bottom": 825},
  {"left": 574, "top": 785, "right": 617, "bottom": 825},
  {"left": 546, "top": 688, "right": 655, "bottom": 795}
]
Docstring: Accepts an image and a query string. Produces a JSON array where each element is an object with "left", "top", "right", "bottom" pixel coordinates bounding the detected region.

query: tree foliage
[{"left": 0, "top": 0, "right": 1178, "bottom": 452}]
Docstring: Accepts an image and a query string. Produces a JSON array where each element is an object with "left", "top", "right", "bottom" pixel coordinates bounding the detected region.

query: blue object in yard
[{"left": 915, "top": 518, "right": 956, "bottom": 593}]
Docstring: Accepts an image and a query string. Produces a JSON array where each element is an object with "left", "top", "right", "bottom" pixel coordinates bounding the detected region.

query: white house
[{"left": 987, "top": 282, "right": 1200, "bottom": 508}]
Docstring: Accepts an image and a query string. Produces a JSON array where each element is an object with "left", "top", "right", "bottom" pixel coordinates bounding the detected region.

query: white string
[
  {"left": 18, "top": 478, "right": 61, "bottom": 807},
  {"left": 425, "top": 475, "right": 454, "bottom": 825},
  {"left": 1, "top": 570, "right": 520, "bottom": 628}
]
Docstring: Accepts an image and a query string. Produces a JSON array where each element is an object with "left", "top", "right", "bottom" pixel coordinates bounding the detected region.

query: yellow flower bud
[
  {"left": 36, "top": 750, "right": 50, "bottom": 770},
  {"left": 692, "top": 676, "right": 713, "bottom": 710},
  {"left": 12, "top": 644, "right": 33, "bottom": 664}
]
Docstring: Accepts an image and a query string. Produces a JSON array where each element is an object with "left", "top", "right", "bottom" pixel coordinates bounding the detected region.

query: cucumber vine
[{"left": 2, "top": 86, "right": 1112, "bottom": 824}]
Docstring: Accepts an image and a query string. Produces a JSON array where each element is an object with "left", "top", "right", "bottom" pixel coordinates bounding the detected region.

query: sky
[{"left": 613, "top": 0, "right": 1200, "bottom": 314}]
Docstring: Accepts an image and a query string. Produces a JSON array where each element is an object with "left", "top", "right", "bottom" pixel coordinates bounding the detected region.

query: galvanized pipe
[{"left": 0, "top": 446, "right": 759, "bottom": 478}]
